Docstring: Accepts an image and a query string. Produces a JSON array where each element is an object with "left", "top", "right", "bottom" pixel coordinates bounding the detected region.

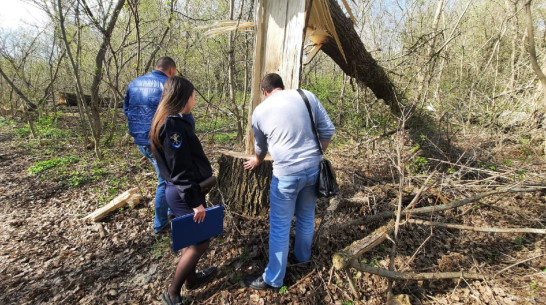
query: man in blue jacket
[{"left": 123, "top": 56, "right": 177, "bottom": 234}]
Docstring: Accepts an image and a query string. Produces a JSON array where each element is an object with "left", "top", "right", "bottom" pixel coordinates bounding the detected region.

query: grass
[
  {"left": 152, "top": 237, "right": 171, "bottom": 259},
  {"left": 0, "top": 117, "right": 16, "bottom": 127},
  {"left": 28, "top": 156, "right": 80, "bottom": 175}
]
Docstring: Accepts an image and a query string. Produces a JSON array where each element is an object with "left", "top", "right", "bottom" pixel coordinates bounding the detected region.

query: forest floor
[{"left": 1, "top": 113, "right": 546, "bottom": 305}]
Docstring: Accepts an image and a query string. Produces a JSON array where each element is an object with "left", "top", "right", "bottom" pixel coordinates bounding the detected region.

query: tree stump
[{"left": 210, "top": 150, "right": 273, "bottom": 216}]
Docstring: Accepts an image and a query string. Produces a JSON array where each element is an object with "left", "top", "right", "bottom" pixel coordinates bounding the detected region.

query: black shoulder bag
[{"left": 297, "top": 89, "right": 339, "bottom": 198}]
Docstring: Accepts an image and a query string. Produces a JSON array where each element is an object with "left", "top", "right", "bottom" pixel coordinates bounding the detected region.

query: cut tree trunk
[{"left": 210, "top": 150, "right": 273, "bottom": 216}]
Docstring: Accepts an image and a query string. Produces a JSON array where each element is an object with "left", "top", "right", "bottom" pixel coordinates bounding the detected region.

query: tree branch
[
  {"left": 344, "top": 186, "right": 546, "bottom": 226},
  {"left": 349, "top": 259, "right": 485, "bottom": 281},
  {"left": 407, "top": 219, "right": 546, "bottom": 234},
  {"left": 0, "top": 66, "right": 37, "bottom": 110}
]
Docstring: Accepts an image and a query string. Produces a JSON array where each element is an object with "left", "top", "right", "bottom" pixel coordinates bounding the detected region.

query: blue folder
[{"left": 171, "top": 205, "right": 224, "bottom": 252}]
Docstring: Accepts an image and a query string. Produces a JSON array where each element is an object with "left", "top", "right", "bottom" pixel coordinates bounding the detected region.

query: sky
[{"left": 0, "top": 0, "right": 48, "bottom": 30}]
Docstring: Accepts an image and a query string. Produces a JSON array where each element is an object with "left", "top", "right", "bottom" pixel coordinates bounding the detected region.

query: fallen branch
[
  {"left": 289, "top": 269, "right": 316, "bottom": 289},
  {"left": 494, "top": 254, "right": 545, "bottom": 278},
  {"left": 407, "top": 219, "right": 546, "bottom": 234},
  {"left": 332, "top": 220, "right": 395, "bottom": 270},
  {"left": 83, "top": 188, "right": 140, "bottom": 222},
  {"left": 339, "top": 196, "right": 371, "bottom": 208},
  {"left": 349, "top": 259, "right": 485, "bottom": 280},
  {"left": 344, "top": 186, "right": 546, "bottom": 226}
]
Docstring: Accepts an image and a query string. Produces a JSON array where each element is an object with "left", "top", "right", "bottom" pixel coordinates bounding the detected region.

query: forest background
[{"left": 1, "top": 0, "right": 546, "bottom": 304}]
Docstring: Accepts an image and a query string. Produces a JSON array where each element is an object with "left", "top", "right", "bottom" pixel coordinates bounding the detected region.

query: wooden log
[
  {"left": 83, "top": 188, "right": 138, "bottom": 222},
  {"left": 57, "top": 92, "right": 115, "bottom": 107},
  {"left": 332, "top": 220, "right": 395, "bottom": 270},
  {"left": 210, "top": 150, "right": 273, "bottom": 216},
  {"left": 127, "top": 193, "right": 142, "bottom": 209}
]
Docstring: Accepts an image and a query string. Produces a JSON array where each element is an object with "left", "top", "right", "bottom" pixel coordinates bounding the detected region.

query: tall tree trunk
[
  {"left": 524, "top": 0, "right": 546, "bottom": 157},
  {"left": 415, "top": 0, "right": 445, "bottom": 105},
  {"left": 228, "top": 0, "right": 244, "bottom": 145},
  {"left": 58, "top": 0, "right": 93, "bottom": 148}
]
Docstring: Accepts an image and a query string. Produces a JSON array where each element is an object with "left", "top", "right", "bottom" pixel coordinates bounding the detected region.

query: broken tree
[{"left": 214, "top": 0, "right": 402, "bottom": 215}]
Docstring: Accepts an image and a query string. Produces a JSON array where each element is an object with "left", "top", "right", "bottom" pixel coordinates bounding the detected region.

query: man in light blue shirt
[{"left": 243, "top": 73, "right": 335, "bottom": 290}]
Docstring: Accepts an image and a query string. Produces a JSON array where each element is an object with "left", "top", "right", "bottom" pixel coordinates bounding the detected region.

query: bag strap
[{"left": 297, "top": 89, "right": 324, "bottom": 155}]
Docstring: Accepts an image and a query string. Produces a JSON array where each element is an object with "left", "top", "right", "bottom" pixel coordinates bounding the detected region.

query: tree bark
[{"left": 210, "top": 150, "right": 273, "bottom": 216}]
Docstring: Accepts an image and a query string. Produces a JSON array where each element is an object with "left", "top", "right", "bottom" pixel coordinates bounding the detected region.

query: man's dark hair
[
  {"left": 261, "top": 73, "right": 285, "bottom": 93},
  {"left": 155, "top": 56, "right": 176, "bottom": 71}
]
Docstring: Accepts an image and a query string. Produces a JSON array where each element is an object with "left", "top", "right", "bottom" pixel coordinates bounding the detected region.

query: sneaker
[
  {"left": 161, "top": 291, "right": 182, "bottom": 305},
  {"left": 244, "top": 274, "right": 278, "bottom": 291},
  {"left": 184, "top": 266, "right": 217, "bottom": 290}
]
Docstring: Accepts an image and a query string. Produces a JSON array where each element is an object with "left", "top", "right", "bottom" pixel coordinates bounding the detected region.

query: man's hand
[
  {"left": 243, "top": 155, "right": 263, "bottom": 170},
  {"left": 192, "top": 205, "right": 206, "bottom": 223}
]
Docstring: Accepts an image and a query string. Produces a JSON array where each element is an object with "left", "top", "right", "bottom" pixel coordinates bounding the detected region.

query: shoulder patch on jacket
[{"left": 169, "top": 132, "right": 182, "bottom": 148}]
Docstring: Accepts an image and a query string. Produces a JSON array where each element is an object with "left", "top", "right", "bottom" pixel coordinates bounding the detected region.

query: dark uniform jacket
[{"left": 155, "top": 114, "right": 212, "bottom": 208}]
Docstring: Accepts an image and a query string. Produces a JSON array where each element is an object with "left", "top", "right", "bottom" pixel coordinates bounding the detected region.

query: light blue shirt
[{"left": 252, "top": 89, "right": 335, "bottom": 176}]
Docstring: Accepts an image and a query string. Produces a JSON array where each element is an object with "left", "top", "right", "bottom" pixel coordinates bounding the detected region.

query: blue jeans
[
  {"left": 137, "top": 145, "right": 170, "bottom": 232},
  {"left": 263, "top": 166, "right": 319, "bottom": 288}
]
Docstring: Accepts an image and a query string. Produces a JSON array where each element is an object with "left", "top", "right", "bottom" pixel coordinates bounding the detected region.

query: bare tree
[
  {"left": 524, "top": 0, "right": 546, "bottom": 156},
  {"left": 227, "top": 0, "right": 245, "bottom": 145},
  {"left": 80, "top": 0, "right": 126, "bottom": 158}
]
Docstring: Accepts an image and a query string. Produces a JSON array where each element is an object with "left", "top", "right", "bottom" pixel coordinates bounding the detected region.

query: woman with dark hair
[{"left": 150, "top": 76, "right": 216, "bottom": 305}]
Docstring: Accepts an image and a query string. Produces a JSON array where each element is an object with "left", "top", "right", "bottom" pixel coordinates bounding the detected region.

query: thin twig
[
  {"left": 344, "top": 268, "right": 361, "bottom": 299},
  {"left": 494, "top": 254, "right": 545, "bottom": 278},
  {"left": 323, "top": 266, "right": 336, "bottom": 302},
  {"left": 288, "top": 269, "right": 316, "bottom": 289}
]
